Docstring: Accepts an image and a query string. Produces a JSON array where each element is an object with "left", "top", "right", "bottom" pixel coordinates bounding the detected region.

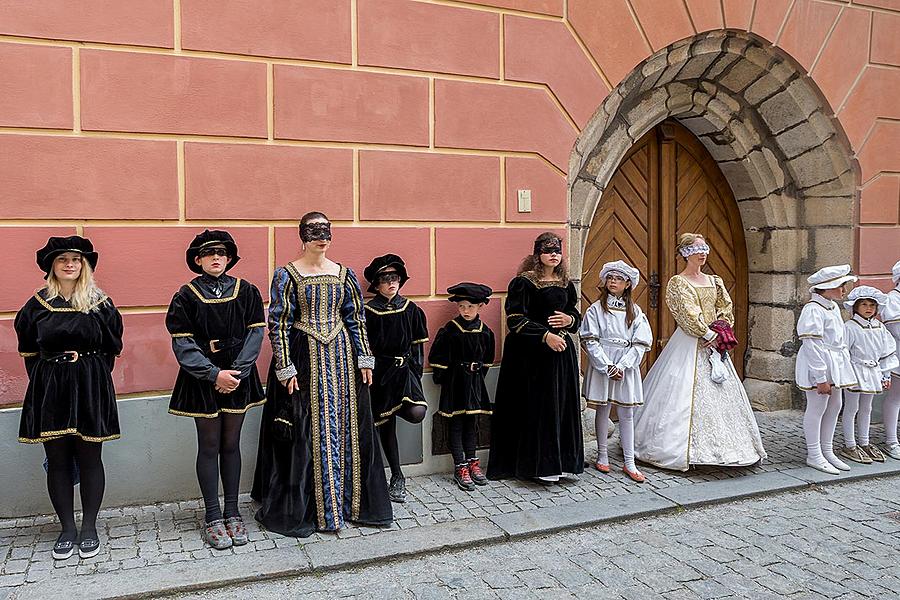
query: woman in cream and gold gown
[{"left": 633, "top": 234, "right": 766, "bottom": 472}]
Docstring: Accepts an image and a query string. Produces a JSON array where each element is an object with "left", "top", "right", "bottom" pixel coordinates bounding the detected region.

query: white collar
[
  {"left": 810, "top": 293, "right": 835, "bottom": 310},
  {"left": 852, "top": 313, "right": 878, "bottom": 328}
]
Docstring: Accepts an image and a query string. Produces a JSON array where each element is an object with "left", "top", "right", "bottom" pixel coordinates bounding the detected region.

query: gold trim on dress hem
[
  {"left": 376, "top": 397, "right": 429, "bottom": 421},
  {"left": 247, "top": 322, "right": 266, "bottom": 328},
  {"left": 19, "top": 430, "right": 120, "bottom": 444},
  {"left": 436, "top": 409, "right": 492, "bottom": 417},
  {"left": 187, "top": 279, "right": 242, "bottom": 304},
  {"left": 168, "top": 399, "right": 266, "bottom": 418},
  {"left": 171, "top": 333, "right": 194, "bottom": 338},
  {"left": 585, "top": 399, "right": 643, "bottom": 409}
]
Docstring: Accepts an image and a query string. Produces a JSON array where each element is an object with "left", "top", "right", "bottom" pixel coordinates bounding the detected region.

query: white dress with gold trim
[{"left": 633, "top": 274, "right": 767, "bottom": 471}]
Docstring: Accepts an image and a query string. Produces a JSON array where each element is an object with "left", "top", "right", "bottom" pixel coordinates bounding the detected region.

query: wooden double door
[{"left": 581, "top": 120, "right": 748, "bottom": 377}]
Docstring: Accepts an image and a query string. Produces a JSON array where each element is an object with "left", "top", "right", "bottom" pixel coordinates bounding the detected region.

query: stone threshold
[{"left": 10, "top": 460, "right": 900, "bottom": 600}]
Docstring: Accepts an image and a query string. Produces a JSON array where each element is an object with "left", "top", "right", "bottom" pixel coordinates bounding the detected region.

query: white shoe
[
  {"left": 885, "top": 444, "right": 900, "bottom": 460},
  {"left": 535, "top": 475, "right": 560, "bottom": 483},
  {"left": 823, "top": 453, "right": 851, "bottom": 471},
  {"left": 806, "top": 458, "right": 839, "bottom": 475},
  {"left": 560, "top": 472, "right": 580, "bottom": 482}
]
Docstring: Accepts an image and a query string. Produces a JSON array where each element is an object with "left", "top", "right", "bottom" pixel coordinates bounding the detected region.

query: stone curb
[{"left": 10, "top": 462, "right": 900, "bottom": 600}]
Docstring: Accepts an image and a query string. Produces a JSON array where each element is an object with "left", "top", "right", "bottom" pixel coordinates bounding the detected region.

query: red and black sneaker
[
  {"left": 467, "top": 458, "right": 488, "bottom": 486},
  {"left": 454, "top": 463, "right": 475, "bottom": 491}
]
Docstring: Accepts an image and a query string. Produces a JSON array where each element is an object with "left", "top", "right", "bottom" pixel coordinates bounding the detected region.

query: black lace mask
[
  {"left": 299, "top": 222, "right": 332, "bottom": 242},
  {"left": 534, "top": 238, "right": 562, "bottom": 255}
]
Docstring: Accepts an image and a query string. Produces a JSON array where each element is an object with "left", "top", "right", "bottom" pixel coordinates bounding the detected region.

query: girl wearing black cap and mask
[
  {"left": 15, "top": 236, "right": 123, "bottom": 560},
  {"left": 165, "top": 230, "right": 266, "bottom": 550},
  {"left": 363, "top": 254, "right": 429, "bottom": 503},
  {"left": 487, "top": 232, "right": 584, "bottom": 483},
  {"left": 252, "top": 212, "right": 392, "bottom": 537}
]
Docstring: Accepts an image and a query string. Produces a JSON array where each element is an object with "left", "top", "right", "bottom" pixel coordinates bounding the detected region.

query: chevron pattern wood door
[{"left": 582, "top": 120, "right": 748, "bottom": 377}]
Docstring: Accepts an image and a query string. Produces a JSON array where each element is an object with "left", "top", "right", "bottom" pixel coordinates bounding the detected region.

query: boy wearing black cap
[
  {"left": 363, "top": 254, "right": 429, "bottom": 503},
  {"left": 428, "top": 283, "right": 495, "bottom": 491},
  {"left": 165, "top": 230, "right": 266, "bottom": 549}
]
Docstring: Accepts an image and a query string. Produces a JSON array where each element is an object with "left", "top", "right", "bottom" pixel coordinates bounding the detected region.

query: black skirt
[
  {"left": 251, "top": 328, "right": 392, "bottom": 537},
  {"left": 168, "top": 352, "right": 266, "bottom": 417}
]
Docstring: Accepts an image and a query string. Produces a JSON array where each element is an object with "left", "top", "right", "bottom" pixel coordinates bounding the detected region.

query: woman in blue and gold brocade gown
[{"left": 252, "top": 212, "right": 392, "bottom": 537}]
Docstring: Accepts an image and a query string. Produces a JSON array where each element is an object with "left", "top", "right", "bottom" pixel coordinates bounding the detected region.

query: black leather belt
[
  {"left": 197, "top": 337, "right": 242, "bottom": 354},
  {"left": 378, "top": 354, "right": 409, "bottom": 367},
  {"left": 40, "top": 350, "right": 103, "bottom": 363},
  {"left": 458, "top": 361, "right": 483, "bottom": 372}
]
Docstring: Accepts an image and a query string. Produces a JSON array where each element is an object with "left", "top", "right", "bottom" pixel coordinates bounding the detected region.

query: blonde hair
[
  {"left": 44, "top": 259, "right": 107, "bottom": 313},
  {"left": 676, "top": 232, "right": 705, "bottom": 256}
]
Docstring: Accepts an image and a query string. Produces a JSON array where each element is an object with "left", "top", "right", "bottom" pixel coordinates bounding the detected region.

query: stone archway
[{"left": 569, "top": 31, "right": 858, "bottom": 411}]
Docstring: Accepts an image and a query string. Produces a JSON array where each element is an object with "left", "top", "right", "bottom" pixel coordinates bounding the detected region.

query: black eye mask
[
  {"left": 299, "top": 222, "right": 332, "bottom": 242},
  {"left": 535, "top": 239, "right": 562, "bottom": 255}
]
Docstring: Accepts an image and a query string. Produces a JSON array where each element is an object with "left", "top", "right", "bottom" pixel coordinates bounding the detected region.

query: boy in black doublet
[
  {"left": 428, "top": 283, "right": 495, "bottom": 491},
  {"left": 363, "top": 254, "right": 429, "bottom": 503},
  {"left": 165, "top": 230, "right": 266, "bottom": 549}
]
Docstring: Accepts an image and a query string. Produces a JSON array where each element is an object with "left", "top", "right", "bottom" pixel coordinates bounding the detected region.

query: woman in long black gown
[
  {"left": 16, "top": 236, "right": 123, "bottom": 560},
  {"left": 487, "top": 232, "right": 584, "bottom": 482},
  {"left": 252, "top": 212, "right": 392, "bottom": 537}
]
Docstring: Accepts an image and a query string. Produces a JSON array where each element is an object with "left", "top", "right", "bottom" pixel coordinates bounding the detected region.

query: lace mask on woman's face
[
  {"left": 299, "top": 222, "right": 332, "bottom": 242},
  {"left": 679, "top": 243, "right": 710, "bottom": 258},
  {"left": 534, "top": 239, "right": 562, "bottom": 255}
]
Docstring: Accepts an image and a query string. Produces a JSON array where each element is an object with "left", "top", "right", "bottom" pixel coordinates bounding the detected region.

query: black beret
[
  {"left": 447, "top": 282, "right": 492, "bottom": 304},
  {"left": 363, "top": 254, "right": 409, "bottom": 293},
  {"left": 186, "top": 230, "right": 241, "bottom": 274},
  {"left": 36, "top": 236, "right": 99, "bottom": 278}
]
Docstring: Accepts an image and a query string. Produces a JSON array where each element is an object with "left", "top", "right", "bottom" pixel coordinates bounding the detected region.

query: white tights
[
  {"left": 884, "top": 379, "right": 900, "bottom": 447},
  {"left": 595, "top": 405, "right": 637, "bottom": 472},
  {"left": 841, "top": 392, "right": 873, "bottom": 448},
  {"left": 804, "top": 389, "right": 843, "bottom": 466}
]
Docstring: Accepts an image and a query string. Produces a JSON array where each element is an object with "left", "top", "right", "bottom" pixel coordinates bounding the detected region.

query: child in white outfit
[
  {"left": 840, "top": 286, "right": 898, "bottom": 463},
  {"left": 795, "top": 265, "right": 858, "bottom": 475},
  {"left": 580, "top": 260, "right": 653, "bottom": 482}
]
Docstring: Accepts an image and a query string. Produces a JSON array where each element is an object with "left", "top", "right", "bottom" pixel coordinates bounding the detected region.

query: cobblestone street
[
  {"left": 2, "top": 411, "right": 899, "bottom": 598},
  {"left": 174, "top": 477, "right": 900, "bottom": 599}
]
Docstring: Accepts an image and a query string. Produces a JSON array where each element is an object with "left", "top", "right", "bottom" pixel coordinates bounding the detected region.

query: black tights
[
  {"left": 195, "top": 413, "right": 245, "bottom": 524},
  {"left": 44, "top": 437, "right": 105, "bottom": 542},
  {"left": 378, "top": 403, "right": 427, "bottom": 478},
  {"left": 449, "top": 415, "right": 478, "bottom": 466}
]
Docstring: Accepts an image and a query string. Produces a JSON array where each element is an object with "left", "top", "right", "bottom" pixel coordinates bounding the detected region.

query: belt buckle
[
  {"left": 470, "top": 362, "right": 479, "bottom": 372},
  {"left": 395, "top": 356, "right": 405, "bottom": 367},
  {"left": 209, "top": 339, "right": 221, "bottom": 353},
  {"left": 63, "top": 351, "right": 79, "bottom": 363}
]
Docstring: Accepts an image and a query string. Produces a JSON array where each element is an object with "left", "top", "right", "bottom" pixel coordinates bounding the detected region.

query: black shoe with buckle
[
  {"left": 52, "top": 532, "right": 76, "bottom": 560},
  {"left": 388, "top": 473, "right": 407, "bottom": 503},
  {"left": 78, "top": 532, "right": 101, "bottom": 559}
]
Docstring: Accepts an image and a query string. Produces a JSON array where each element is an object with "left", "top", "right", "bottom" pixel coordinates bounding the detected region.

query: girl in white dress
[
  {"left": 633, "top": 234, "right": 766, "bottom": 471},
  {"left": 580, "top": 260, "right": 653, "bottom": 483},
  {"left": 795, "top": 265, "right": 858, "bottom": 474},
  {"left": 878, "top": 259, "right": 900, "bottom": 460},
  {"left": 839, "top": 286, "right": 898, "bottom": 464}
]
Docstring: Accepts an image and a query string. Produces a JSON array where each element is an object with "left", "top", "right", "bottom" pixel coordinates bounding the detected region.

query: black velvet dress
[
  {"left": 429, "top": 316, "right": 495, "bottom": 417},
  {"left": 15, "top": 291, "right": 123, "bottom": 443},
  {"left": 364, "top": 293, "right": 428, "bottom": 426},
  {"left": 165, "top": 274, "right": 266, "bottom": 417},
  {"left": 252, "top": 264, "right": 392, "bottom": 537},
  {"left": 487, "top": 273, "right": 584, "bottom": 479}
]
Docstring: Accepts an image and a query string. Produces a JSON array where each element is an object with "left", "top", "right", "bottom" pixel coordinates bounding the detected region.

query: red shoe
[
  {"left": 454, "top": 464, "right": 475, "bottom": 491},
  {"left": 623, "top": 467, "right": 645, "bottom": 483},
  {"left": 467, "top": 458, "right": 488, "bottom": 486},
  {"left": 594, "top": 462, "right": 610, "bottom": 473}
]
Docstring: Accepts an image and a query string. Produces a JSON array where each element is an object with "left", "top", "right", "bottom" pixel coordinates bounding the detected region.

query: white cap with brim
[
  {"left": 843, "top": 285, "right": 888, "bottom": 310},
  {"left": 599, "top": 260, "right": 640, "bottom": 289},
  {"left": 807, "top": 264, "right": 857, "bottom": 293}
]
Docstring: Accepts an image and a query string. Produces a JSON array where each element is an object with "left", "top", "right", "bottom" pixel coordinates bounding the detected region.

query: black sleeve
[
  {"left": 409, "top": 304, "right": 428, "bottom": 380},
  {"left": 165, "top": 290, "right": 219, "bottom": 383},
  {"left": 96, "top": 298, "right": 124, "bottom": 372},
  {"left": 14, "top": 299, "right": 40, "bottom": 379},
  {"left": 563, "top": 282, "right": 581, "bottom": 332},
  {"left": 231, "top": 284, "right": 267, "bottom": 379},
  {"left": 428, "top": 325, "right": 450, "bottom": 385},
  {"left": 505, "top": 277, "right": 549, "bottom": 344}
]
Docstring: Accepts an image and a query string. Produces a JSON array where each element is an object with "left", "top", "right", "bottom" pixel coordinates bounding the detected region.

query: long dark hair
[
  {"left": 517, "top": 232, "right": 569, "bottom": 283},
  {"left": 597, "top": 280, "right": 636, "bottom": 327}
]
